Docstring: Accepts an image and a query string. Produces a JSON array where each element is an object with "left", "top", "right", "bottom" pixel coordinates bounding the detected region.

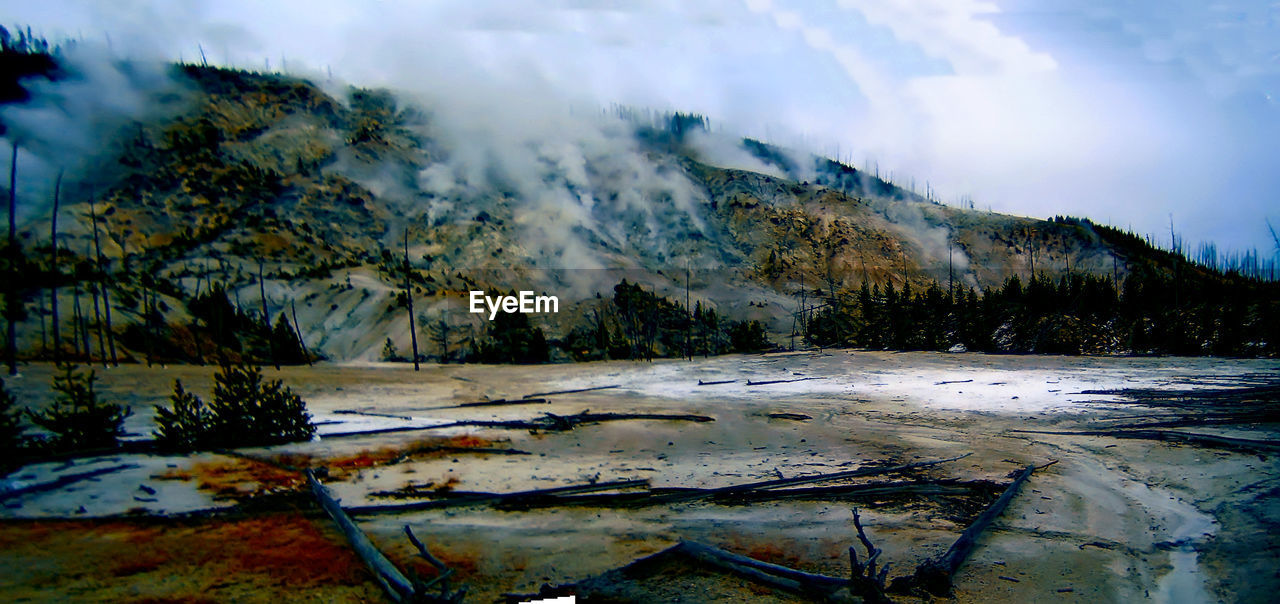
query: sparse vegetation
[
  {"left": 27, "top": 364, "right": 130, "bottom": 451},
  {"left": 0, "top": 376, "right": 25, "bottom": 468},
  {"left": 153, "top": 362, "right": 314, "bottom": 451}
]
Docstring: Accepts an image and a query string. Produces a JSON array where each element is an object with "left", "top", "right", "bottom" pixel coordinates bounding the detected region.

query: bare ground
[{"left": 1, "top": 351, "right": 1277, "bottom": 602}]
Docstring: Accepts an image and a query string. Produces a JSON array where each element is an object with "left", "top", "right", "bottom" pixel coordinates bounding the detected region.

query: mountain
[{"left": 1, "top": 49, "right": 1276, "bottom": 363}]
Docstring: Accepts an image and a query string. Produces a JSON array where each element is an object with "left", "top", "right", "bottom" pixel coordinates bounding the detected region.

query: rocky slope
[{"left": 1, "top": 58, "right": 1239, "bottom": 361}]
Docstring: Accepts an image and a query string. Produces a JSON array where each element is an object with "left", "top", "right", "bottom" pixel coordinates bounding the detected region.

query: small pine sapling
[{"left": 28, "top": 364, "right": 130, "bottom": 451}]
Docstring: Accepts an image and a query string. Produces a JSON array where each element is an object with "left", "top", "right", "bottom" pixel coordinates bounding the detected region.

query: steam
[
  {"left": 398, "top": 81, "right": 714, "bottom": 271},
  {"left": 880, "top": 200, "right": 974, "bottom": 286},
  {"left": 1, "top": 43, "right": 185, "bottom": 219},
  {"left": 686, "top": 130, "right": 787, "bottom": 180}
]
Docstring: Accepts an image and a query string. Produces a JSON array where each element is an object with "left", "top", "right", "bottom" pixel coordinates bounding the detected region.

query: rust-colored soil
[
  {"left": 154, "top": 459, "right": 304, "bottom": 501},
  {"left": 0, "top": 515, "right": 383, "bottom": 602}
]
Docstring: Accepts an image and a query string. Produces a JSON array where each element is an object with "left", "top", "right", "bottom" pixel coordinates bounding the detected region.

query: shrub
[
  {"left": 0, "top": 377, "right": 26, "bottom": 469},
  {"left": 153, "top": 363, "right": 314, "bottom": 451},
  {"left": 28, "top": 364, "right": 131, "bottom": 451},
  {"left": 153, "top": 380, "right": 214, "bottom": 451}
]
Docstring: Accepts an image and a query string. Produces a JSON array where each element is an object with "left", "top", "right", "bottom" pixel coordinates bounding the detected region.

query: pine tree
[
  {"left": 153, "top": 380, "right": 212, "bottom": 451},
  {"left": 0, "top": 377, "right": 25, "bottom": 466},
  {"left": 28, "top": 364, "right": 130, "bottom": 451}
]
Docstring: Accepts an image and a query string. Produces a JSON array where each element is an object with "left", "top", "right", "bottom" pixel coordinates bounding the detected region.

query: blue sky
[{"left": 6, "top": 0, "right": 1279, "bottom": 254}]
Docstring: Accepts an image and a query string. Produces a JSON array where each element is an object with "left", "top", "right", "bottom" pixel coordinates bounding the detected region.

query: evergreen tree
[
  {"left": 0, "top": 377, "right": 25, "bottom": 469},
  {"left": 28, "top": 364, "right": 130, "bottom": 451}
]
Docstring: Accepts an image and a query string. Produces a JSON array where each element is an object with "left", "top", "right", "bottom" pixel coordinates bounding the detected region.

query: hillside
[{"left": 1, "top": 54, "right": 1276, "bottom": 363}]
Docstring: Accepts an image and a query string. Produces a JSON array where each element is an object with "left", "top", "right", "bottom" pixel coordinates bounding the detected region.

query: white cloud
[{"left": 4, "top": 0, "right": 1278, "bottom": 252}]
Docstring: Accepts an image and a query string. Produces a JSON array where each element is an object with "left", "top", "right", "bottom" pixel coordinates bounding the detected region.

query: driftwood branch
[
  {"left": 321, "top": 410, "right": 714, "bottom": 439},
  {"left": 1011, "top": 428, "right": 1280, "bottom": 453},
  {"left": 403, "top": 398, "right": 550, "bottom": 412},
  {"left": 307, "top": 471, "right": 416, "bottom": 601},
  {"left": 848, "top": 508, "right": 892, "bottom": 604},
  {"left": 522, "top": 385, "right": 619, "bottom": 398},
  {"left": 351, "top": 479, "right": 651, "bottom": 515},
  {"left": 404, "top": 524, "right": 467, "bottom": 602},
  {"left": 336, "top": 409, "right": 414, "bottom": 420},
  {"left": 747, "top": 377, "right": 824, "bottom": 386},
  {"left": 892, "top": 464, "right": 1039, "bottom": 597},
  {"left": 767, "top": 412, "right": 812, "bottom": 421}
]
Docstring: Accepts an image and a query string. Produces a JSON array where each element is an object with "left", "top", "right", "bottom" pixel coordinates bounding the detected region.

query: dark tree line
[
  {"left": 806, "top": 269, "right": 1278, "bottom": 357},
  {"left": 560, "top": 279, "right": 772, "bottom": 362}
]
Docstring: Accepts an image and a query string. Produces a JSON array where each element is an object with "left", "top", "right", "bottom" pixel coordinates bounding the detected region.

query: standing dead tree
[
  {"left": 49, "top": 171, "right": 62, "bottom": 363},
  {"left": 89, "top": 196, "right": 117, "bottom": 366},
  {"left": 258, "top": 260, "right": 278, "bottom": 370},
  {"left": 5, "top": 141, "right": 17, "bottom": 375},
  {"left": 404, "top": 229, "right": 419, "bottom": 371}
]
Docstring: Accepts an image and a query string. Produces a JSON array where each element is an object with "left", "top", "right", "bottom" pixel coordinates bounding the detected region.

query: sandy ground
[{"left": 1, "top": 351, "right": 1277, "bottom": 602}]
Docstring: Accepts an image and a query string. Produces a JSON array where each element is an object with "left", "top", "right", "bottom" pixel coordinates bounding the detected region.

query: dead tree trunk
[
  {"left": 290, "top": 298, "right": 312, "bottom": 366},
  {"left": 89, "top": 196, "right": 117, "bottom": 366},
  {"left": 69, "top": 278, "right": 81, "bottom": 359},
  {"left": 308, "top": 472, "right": 466, "bottom": 602},
  {"left": 892, "top": 464, "right": 1038, "bottom": 597},
  {"left": 258, "top": 260, "right": 278, "bottom": 369},
  {"left": 307, "top": 471, "right": 417, "bottom": 601},
  {"left": 404, "top": 229, "right": 419, "bottom": 371},
  {"left": 49, "top": 171, "right": 61, "bottom": 363},
  {"left": 6, "top": 141, "right": 18, "bottom": 375}
]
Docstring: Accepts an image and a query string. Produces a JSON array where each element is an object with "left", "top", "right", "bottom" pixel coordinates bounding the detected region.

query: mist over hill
[{"left": 1, "top": 40, "right": 1277, "bottom": 363}]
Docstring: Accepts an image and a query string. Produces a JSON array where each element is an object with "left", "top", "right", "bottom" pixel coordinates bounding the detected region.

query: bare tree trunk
[
  {"left": 89, "top": 197, "right": 117, "bottom": 366},
  {"left": 37, "top": 288, "right": 46, "bottom": 355},
  {"left": 404, "top": 229, "right": 419, "bottom": 371},
  {"left": 258, "top": 260, "right": 278, "bottom": 369},
  {"left": 76, "top": 279, "right": 90, "bottom": 361},
  {"left": 49, "top": 171, "right": 61, "bottom": 363},
  {"left": 685, "top": 264, "right": 691, "bottom": 361},
  {"left": 290, "top": 298, "right": 312, "bottom": 366},
  {"left": 6, "top": 141, "right": 18, "bottom": 375},
  {"left": 88, "top": 240, "right": 105, "bottom": 365},
  {"left": 142, "top": 281, "right": 153, "bottom": 367}
]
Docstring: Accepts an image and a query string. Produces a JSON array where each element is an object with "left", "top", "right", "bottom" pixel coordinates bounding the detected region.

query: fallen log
[
  {"left": 543, "top": 479, "right": 994, "bottom": 510},
  {"left": 551, "top": 539, "right": 862, "bottom": 602},
  {"left": 522, "top": 385, "right": 620, "bottom": 398},
  {"left": 306, "top": 471, "right": 416, "bottom": 601},
  {"left": 350, "top": 479, "right": 651, "bottom": 515},
  {"left": 321, "top": 424, "right": 452, "bottom": 439},
  {"left": 440, "top": 411, "right": 715, "bottom": 432},
  {"left": 634, "top": 454, "right": 973, "bottom": 507},
  {"left": 747, "top": 377, "right": 823, "bottom": 386},
  {"left": 0, "top": 463, "right": 138, "bottom": 502},
  {"left": 403, "top": 398, "right": 552, "bottom": 412},
  {"left": 934, "top": 379, "right": 974, "bottom": 385},
  {"left": 1010, "top": 428, "right": 1280, "bottom": 453},
  {"left": 321, "top": 410, "right": 714, "bottom": 438},
  {"left": 697, "top": 453, "right": 971, "bottom": 496},
  {"left": 454, "top": 397, "right": 547, "bottom": 408},
  {"left": 335, "top": 409, "right": 414, "bottom": 421},
  {"left": 1089, "top": 414, "right": 1280, "bottom": 430},
  {"left": 697, "top": 379, "right": 736, "bottom": 386},
  {"left": 767, "top": 412, "right": 812, "bottom": 421},
  {"left": 891, "top": 464, "right": 1038, "bottom": 597},
  {"left": 675, "top": 540, "right": 850, "bottom": 597}
]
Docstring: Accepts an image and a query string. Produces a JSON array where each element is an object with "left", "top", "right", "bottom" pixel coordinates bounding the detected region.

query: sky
[{"left": 5, "top": 0, "right": 1280, "bottom": 254}]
